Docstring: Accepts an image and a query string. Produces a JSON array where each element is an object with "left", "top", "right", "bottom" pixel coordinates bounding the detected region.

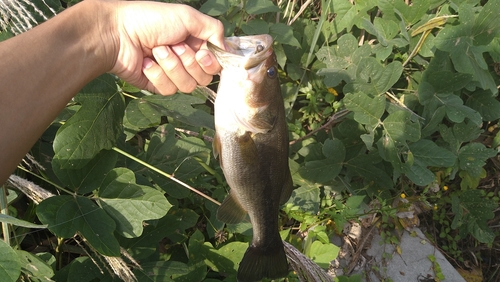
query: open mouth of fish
[{"left": 207, "top": 34, "right": 274, "bottom": 70}]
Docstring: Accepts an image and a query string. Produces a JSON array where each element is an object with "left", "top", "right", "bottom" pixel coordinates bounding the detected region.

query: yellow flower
[
  {"left": 443, "top": 185, "right": 448, "bottom": 191},
  {"left": 401, "top": 193, "right": 406, "bottom": 199},
  {"left": 327, "top": 87, "right": 338, "bottom": 96},
  {"left": 433, "top": 204, "right": 438, "bottom": 210}
]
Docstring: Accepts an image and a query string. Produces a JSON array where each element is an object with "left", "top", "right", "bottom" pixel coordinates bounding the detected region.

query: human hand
[{"left": 101, "top": 0, "right": 224, "bottom": 95}]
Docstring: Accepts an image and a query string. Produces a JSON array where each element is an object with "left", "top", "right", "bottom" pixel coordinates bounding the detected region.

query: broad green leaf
[
  {"left": 37, "top": 195, "right": 120, "bottom": 256},
  {"left": 96, "top": 168, "right": 171, "bottom": 238},
  {"left": 288, "top": 185, "right": 321, "bottom": 214},
  {"left": 123, "top": 94, "right": 214, "bottom": 139},
  {"left": 65, "top": 257, "right": 107, "bottom": 282},
  {"left": 403, "top": 139, "right": 456, "bottom": 185},
  {"left": 245, "top": 0, "right": 279, "bottom": 15},
  {"left": 458, "top": 143, "right": 497, "bottom": 178},
  {"left": 16, "top": 250, "right": 54, "bottom": 281},
  {"left": 53, "top": 74, "right": 124, "bottom": 169},
  {"left": 0, "top": 214, "right": 47, "bottom": 229},
  {"left": 134, "top": 261, "right": 191, "bottom": 281},
  {"left": 345, "top": 154, "right": 394, "bottom": 190},
  {"left": 418, "top": 71, "right": 472, "bottom": 104},
  {"left": 466, "top": 90, "right": 500, "bottom": 121},
  {"left": 186, "top": 232, "right": 211, "bottom": 281},
  {"left": 377, "top": 135, "right": 409, "bottom": 173},
  {"left": 383, "top": 111, "right": 421, "bottom": 143},
  {"left": 299, "top": 139, "right": 346, "bottom": 184},
  {"left": 308, "top": 241, "right": 340, "bottom": 268},
  {"left": 421, "top": 106, "right": 446, "bottom": 137},
  {"left": 199, "top": 0, "right": 229, "bottom": 16},
  {"left": 202, "top": 241, "right": 247, "bottom": 278},
  {"left": 344, "top": 92, "right": 385, "bottom": 127},
  {"left": 144, "top": 125, "right": 211, "bottom": 198},
  {"left": 361, "top": 17, "right": 399, "bottom": 46},
  {"left": 451, "top": 190, "right": 496, "bottom": 244},
  {"left": 317, "top": 34, "right": 371, "bottom": 87},
  {"left": 241, "top": 19, "right": 269, "bottom": 35},
  {"left": 299, "top": 159, "right": 342, "bottom": 184},
  {"left": 408, "top": 139, "right": 456, "bottom": 167},
  {"left": 434, "top": 3, "right": 499, "bottom": 93},
  {"left": 333, "top": 0, "right": 376, "bottom": 32},
  {"left": 52, "top": 149, "right": 118, "bottom": 194},
  {"left": 0, "top": 240, "right": 21, "bottom": 282},
  {"left": 378, "top": 0, "right": 429, "bottom": 24},
  {"left": 121, "top": 208, "right": 199, "bottom": 259},
  {"left": 405, "top": 159, "right": 437, "bottom": 186},
  {"left": 438, "top": 94, "right": 482, "bottom": 125},
  {"left": 344, "top": 58, "right": 403, "bottom": 96},
  {"left": 269, "top": 23, "right": 301, "bottom": 47}
]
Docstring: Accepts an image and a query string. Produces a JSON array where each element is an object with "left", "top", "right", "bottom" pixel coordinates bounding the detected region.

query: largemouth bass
[{"left": 208, "top": 35, "right": 293, "bottom": 282}]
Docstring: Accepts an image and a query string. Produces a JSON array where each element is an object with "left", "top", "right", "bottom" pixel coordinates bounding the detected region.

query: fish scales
[{"left": 208, "top": 35, "right": 293, "bottom": 282}]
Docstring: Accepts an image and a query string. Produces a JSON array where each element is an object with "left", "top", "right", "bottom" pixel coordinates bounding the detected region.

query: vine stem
[
  {"left": 111, "top": 147, "right": 221, "bottom": 206},
  {"left": 1, "top": 185, "right": 10, "bottom": 244}
]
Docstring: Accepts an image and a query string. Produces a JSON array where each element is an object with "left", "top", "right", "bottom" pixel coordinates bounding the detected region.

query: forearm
[{"left": 0, "top": 0, "right": 113, "bottom": 183}]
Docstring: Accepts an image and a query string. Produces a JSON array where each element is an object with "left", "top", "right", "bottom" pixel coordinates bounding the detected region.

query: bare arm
[{"left": 0, "top": 0, "right": 224, "bottom": 184}]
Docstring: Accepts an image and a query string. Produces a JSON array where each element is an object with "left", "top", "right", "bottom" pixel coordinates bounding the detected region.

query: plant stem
[{"left": 0, "top": 185, "right": 10, "bottom": 244}]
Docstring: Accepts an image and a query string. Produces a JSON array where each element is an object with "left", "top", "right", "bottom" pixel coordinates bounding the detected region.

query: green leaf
[
  {"left": 361, "top": 17, "right": 399, "bottom": 46},
  {"left": 451, "top": 190, "right": 496, "bottom": 244},
  {"left": 53, "top": 74, "right": 125, "bottom": 169},
  {"left": 269, "top": 23, "right": 301, "bottom": 47},
  {"left": 404, "top": 140, "right": 457, "bottom": 185},
  {"left": 37, "top": 195, "right": 120, "bottom": 256},
  {"left": 345, "top": 153, "right": 394, "bottom": 190},
  {"left": 199, "top": 0, "right": 229, "bottom": 16},
  {"left": 65, "top": 257, "right": 106, "bottom": 282},
  {"left": 288, "top": 184, "right": 321, "bottom": 214},
  {"left": 16, "top": 250, "right": 54, "bottom": 281},
  {"left": 378, "top": 0, "right": 430, "bottom": 24},
  {"left": 245, "top": 0, "right": 279, "bottom": 15},
  {"left": 383, "top": 111, "right": 421, "bottom": 143},
  {"left": 121, "top": 208, "right": 199, "bottom": 259},
  {"left": 0, "top": 214, "right": 47, "bottom": 229},
  {"left": 202, "top": 241, "right": 247, "bottom": 278},
  {"left": 308, "top": 241, "right": 340, "bottom": 268},
  {"left": 134, "top": 261, "right": 188, "bottom": 281},
  {"left": 466, "top": 90, "right": 500, "bottom": 121},
  {"left": 434, "top": 3, "right": 499, "bottom": 93},
  {"left": 438, "top": 94, "right": 482, "bottom": 125},
  {"left": 96, "top": 168, "right": 171, "bottom": 238},
  {"left": 241, "top": 19, "right": 269, "bottom": 35},
  {"left": 344, "top": 58, "right": 403, "bottom": 96},
  {"left": 52, "top": 149, "right": 118, "bottom": 194},
  {"left": 123, "top": 94, "right": 214, "bottom": 139},
  {"left": 144, "top": 125, "right": 211, "bottom": 198},
  {"left": 458, "top": 143, "right": 497, "bottom": 178},
  {"left": 316, "top": 34, "right": 371, "bottom": 87},
  {"left": 344, "top": 92, "right": 385, "bottom": 127},
  {"left": 299, "top": 139, "right": 346, "bottom": 184},
  {"left": 0, "top": 240, "right": 21, "bottom": 282},
  {"left": 408, "top": 139, "right": 456, "bottom": 167}
]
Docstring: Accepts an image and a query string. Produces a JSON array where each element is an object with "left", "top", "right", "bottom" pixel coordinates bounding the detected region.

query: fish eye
[
  {"left": 267, "top": 66, "right": 277, "bottom": 78},
  {"left": 255, "top": 45, "right": 264, "bottom": 53}
]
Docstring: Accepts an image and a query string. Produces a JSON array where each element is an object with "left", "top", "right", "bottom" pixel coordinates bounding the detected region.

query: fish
[{"left": 207, "top": 34, "right": 293, "bottom": 282}]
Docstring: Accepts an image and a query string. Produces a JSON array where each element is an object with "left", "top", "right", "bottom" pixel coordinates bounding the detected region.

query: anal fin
[{"left": 216, "top": 191, "right": 247, "bottom": 224}]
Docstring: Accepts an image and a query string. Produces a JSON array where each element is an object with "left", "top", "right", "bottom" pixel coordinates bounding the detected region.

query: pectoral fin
[
  {"left": 212, "top": 132, "right": 221, "bottom": 161},
  {"left": 279, "top": 170, "right": 294, "bottom": 205},
  {"left": 216, "top": 191, "right": 248, "bottom": 224}
]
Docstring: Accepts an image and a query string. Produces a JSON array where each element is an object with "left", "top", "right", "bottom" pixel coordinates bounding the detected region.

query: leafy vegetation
[{"left": 1, "top": 0, "right": 499, "bottom": 281}]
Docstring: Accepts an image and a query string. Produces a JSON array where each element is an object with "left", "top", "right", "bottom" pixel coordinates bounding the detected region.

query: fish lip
[{"left": 207, "top": 34, "right": 274, "bottom": 70}]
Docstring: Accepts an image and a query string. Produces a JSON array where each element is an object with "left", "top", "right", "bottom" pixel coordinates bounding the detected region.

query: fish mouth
[{"left": 207, "top": 34, "right": 274, "bottom": 70}]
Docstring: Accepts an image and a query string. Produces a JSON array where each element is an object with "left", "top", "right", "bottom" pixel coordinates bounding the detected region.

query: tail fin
[{"left": 237, "top": 240, "right": 289, "bottom": 282}]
